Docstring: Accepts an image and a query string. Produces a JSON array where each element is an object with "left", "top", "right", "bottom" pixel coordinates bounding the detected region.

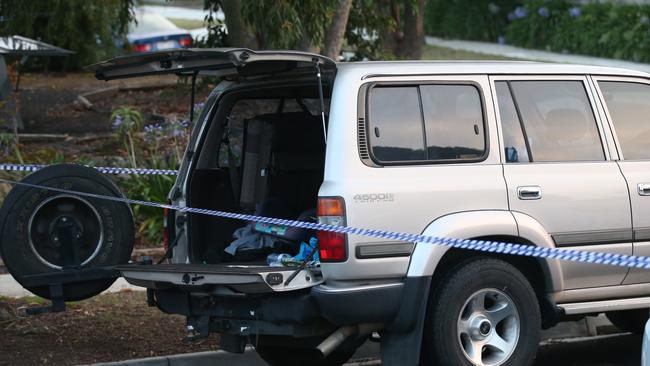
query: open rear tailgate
[
  {"left": 87, "top": 48, "right": 336, "bottom": 80},
  {"left": 118, "top": 263, "right": 323, "bottom": 294}
]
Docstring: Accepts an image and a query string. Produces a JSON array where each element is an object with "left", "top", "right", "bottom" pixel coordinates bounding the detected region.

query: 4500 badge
[{"left": 353, "top": 193, "right": 394, "bottom": 204}]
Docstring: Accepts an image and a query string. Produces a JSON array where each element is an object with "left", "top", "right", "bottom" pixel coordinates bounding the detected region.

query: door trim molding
[{"left": 552, "top": 228, "right": 633, "bottom": 247}]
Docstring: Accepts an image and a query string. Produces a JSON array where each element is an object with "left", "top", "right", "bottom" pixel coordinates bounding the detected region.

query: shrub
[
  {"left": 426, "top": 0, "right": 650, "bottom": 63},
  {"left": 111, "top": 106, "right": 192, "bottom": 246},
  {"left": 425, "top": 0, "right": 521, "bottom": 43}
]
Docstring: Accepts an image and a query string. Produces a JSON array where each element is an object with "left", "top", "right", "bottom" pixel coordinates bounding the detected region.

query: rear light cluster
[
  {"left": 178, "top": 37, "right": 192, "bottom": 47},
  {"left": 134, "top": 43, "right": 152, "bottom": 53},
  {"left": 317, "top": 197, "right": 347, "bottom": 262}
]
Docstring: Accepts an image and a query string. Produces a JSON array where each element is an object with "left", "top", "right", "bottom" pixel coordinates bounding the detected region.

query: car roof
[{"left": 335, "top": 60, "right": 650, "bottom": 79}]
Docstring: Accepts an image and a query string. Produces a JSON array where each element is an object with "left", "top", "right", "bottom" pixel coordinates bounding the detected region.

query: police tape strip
[
  {"left": 0, "top": 163, "right": 178, "bottom": 176},
  {"left": 1, "top": 176, "right": 650, "bottom": 270}
]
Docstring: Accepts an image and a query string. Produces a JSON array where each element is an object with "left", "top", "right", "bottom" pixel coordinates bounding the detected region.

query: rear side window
[
  {"left": 367, "top": 84, "right": 486, "bottom": 164},
  {"left": 368, "top": 86, "right": 426, "bottom": 161},
  {"left": 506, "top": 80, "right": 604, "bottom": 162},
  {"left": 495, "top": 82, "right": 530, "bottom": 163},
  {"left": 599, "top": 81, "right": 650, "bottom": 160}
]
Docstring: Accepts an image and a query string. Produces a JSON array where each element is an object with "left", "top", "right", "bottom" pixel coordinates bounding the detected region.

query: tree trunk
[
  {"left": 380, "top": 0, "right": 402, "bottom": 58},
  {"left": 298, "top": 34, "right": 321, "bottom": 53},
  {"left": 323, "top": 0, "right": 353, "bottom": 60},
  {"left": 220, "top": 0, "right": 258, "bottom": 49},
  {"left": 401, "top": 0, "right": 425, "bottom": 59}
]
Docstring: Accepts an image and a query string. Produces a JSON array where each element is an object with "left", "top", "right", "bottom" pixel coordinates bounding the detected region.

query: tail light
[
  {"left": 163, "top": 208, "right": 170, "bottom": 251},
  {"left": 317, "top": 197, "right": 347, "bottom": 262},
  {"left": 178, "top": 37, "right": 192, "bottom": 47},
  {"left": 134, "top": 43, "right": 152, "bottom": 52}
]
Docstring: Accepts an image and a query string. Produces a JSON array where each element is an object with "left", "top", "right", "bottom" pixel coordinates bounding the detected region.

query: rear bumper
[{"left": 311, "top": 282, "right": 404, "bottom": 325}]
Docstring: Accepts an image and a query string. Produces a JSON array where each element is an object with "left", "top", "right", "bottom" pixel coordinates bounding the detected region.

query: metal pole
[
  {"left": 189, "top": 71, "right": 198, "bottom": 123},
  {"left": 314, "top": 62, "right": 327, "bottom": 144}
]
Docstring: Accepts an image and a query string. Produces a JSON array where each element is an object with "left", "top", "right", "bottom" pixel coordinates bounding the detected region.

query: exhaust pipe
[{"left": 317, "top": 323, "right": 383, "bottom": 357}]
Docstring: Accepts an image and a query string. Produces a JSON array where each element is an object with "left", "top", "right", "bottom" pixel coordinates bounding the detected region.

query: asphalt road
[
  {"left": 535, "top": 333, "right": 642, "bottom": 366},
  {"left": 89, "top": 333, "right": 642, "bottom": 365}
]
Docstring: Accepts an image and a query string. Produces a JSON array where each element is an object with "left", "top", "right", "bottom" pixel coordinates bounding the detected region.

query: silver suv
[{"left": 4, "top": 49, "right": 650, "bottom": 366}]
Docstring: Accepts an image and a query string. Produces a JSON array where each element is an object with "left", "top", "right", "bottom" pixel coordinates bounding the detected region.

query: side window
[
  {"left": 509, "top": 80, "right": 604, "bottom": 162},
  {"left": 598, "top": 81, "right": 650, "bottom": 160},
  {"left": 367, "top": 84, "right": 486, "bottom": 164},
  {"left": 368, "top": 86, "right": 426, "bottom": 162},
  {"left": 420, "top": 85, "right": 485, "bottom": 160},
  {"left": 495, "top": 82, "right": 530, "bottom": 163}
]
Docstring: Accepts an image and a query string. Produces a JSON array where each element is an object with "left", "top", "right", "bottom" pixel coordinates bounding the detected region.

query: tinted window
[
  {"left": 420, "top": 85, "right": 485, "bottom": 160},
  {"left": 368, "top": 86, "right": 426, "bottom": 161},
  {"left": 510, "top": 81, "right": 604, "bottom": 162},
  {"left": 495, "top": 82, "right": 530, "bottom": 163},
  {"left": 367, "top": 84, "right": 486, "bottom": 163},
  {"left": 599, "top": 81, "right": 650, "bottom": 160}
]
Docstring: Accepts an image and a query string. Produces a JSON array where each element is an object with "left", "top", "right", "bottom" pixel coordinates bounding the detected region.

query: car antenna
[
  {"left": 189, "top": 71, "right": 198, "bottom": 123},
  {"left": 314, "top": 60, "right": 327, "bottom": 144}
]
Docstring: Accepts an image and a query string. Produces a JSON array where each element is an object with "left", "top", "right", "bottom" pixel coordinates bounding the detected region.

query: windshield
[{"left": 129, "top": 13, "right": 179, "bottom": 34}]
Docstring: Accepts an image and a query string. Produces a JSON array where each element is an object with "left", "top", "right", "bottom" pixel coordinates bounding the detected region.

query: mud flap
[{"left": 380, "top": 276, "right": 431, "bottom": 366}]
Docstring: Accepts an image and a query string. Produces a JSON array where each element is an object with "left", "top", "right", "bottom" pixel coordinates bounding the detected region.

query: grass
[
  {"left": 168, "top": 18, "right": 206, "bottom": 30},
  {"left": 421, "top": 45, "right": 521, "bottom": 61}
]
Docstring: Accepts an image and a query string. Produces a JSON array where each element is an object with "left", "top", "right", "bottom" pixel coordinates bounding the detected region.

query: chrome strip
[
  {"left": 356, "top": 242, "right": 415, "bottom": 259},
  {"left": 313, "top": 282, "right": 404, "bottom": 294},
  {"left": 551, "top": 229, "right": 633, "bottom": 247},
  {"left": 560, "top": 296, "right": 650, "bottom": 315}
]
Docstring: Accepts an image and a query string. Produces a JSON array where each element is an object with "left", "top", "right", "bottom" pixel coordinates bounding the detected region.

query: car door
[
  {"left": 591, "top": 76, "right": 650, "bottom": 284},
  {"left": 490, "top": 75, "right": 632, "bottom": 290}
]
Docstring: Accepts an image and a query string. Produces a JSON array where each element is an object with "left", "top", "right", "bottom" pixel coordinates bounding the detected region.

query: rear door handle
[
  {"left": 639, "top": 183, "right": 650, "bottom": 196},
  {"left": 517, "top": 186, "right": 542, "bottom": 200}
]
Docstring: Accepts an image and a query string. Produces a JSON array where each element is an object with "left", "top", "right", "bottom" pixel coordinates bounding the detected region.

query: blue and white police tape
[
  {"left": 0, "top": 163, "right": 177, "bottom": 176},
  {"left": 1, "top": 176, "right": 650, "bottom": 270}
]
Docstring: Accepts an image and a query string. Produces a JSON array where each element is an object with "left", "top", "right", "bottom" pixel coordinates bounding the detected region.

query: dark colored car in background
[{"left": 127, "top": 12, "right": 192, "bottom": 53}]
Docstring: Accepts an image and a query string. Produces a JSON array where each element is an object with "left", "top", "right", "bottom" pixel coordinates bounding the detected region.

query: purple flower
[
  {"left": 193, "top": 102, "right": 205, "bottom": 112},
  {"left": 169, "top": 119, "right": 191, "bottom": 138},
  {"left": 514, "top": 6, "right": 527, "bottom": 19},
  {"left": 538, "top": 6, "right": 550, "bottom": 18},
  {"left": 144, "top": 123, "right": 164, "bottom": 142},
  {"left": 568, "top": 6, "right": 581, "bottom": 18},
  {"left": 497, "top": 36, "right": 506, "bottom": 45},
  {"left": 507, "top": 11, "right": 516, "bottom": 21},
  {"left": 112, "top": 115, "right": 123, "bottom": 130}
]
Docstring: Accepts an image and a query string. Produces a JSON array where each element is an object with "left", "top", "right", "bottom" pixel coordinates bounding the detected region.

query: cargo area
[{"left": 184, "top": 81, "right": 331, "bottom": 273}]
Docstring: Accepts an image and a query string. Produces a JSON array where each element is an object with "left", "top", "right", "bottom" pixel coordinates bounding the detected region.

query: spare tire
[{"left": 0, "top": 164, "right": 134, "bottom": 301}]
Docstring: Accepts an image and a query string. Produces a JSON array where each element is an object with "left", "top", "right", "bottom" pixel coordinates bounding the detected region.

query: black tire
[
  {"left": 0, "top": 164, "right": 134, "bottom": 301},
  {"left": 253, "top": 334, "right": 365, "bottom": 366},
  {"left": 606, "top": 309, "right": 649, "bottom": 335},
  {"left": 423, "top": 258, "right": 540, "bottom": 366}
]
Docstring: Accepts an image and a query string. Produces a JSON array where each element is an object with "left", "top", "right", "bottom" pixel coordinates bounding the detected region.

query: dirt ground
[
  {"left": 11, "top": 72, "right": 211, "bottom": 161},
  {"left": 0, "top": 291, "right": 219, "bottom": 366}
]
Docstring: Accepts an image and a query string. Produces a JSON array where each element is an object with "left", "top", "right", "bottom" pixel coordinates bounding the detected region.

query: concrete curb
[
  {"left": 85, "top": 342, "right": 381, "bottom": 366},
  {"left": 425, "top": 36, "right": 650, "bottom": 73},
  {"left": 86, "top": 349, "right": 264, "bottom": 366},
  {"left": 0, "top": 274, "right": 143, "bottom": 298}
]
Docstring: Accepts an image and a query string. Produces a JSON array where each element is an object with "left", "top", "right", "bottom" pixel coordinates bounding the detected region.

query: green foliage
[
  {"left": 426, "top": 0, "right": 520, "bottom": 42},
  {"left": 203, "top": 0, "right": 397, "bottom": 60},
  {"left": 427, "top": 0, "right": 650, "bottom": 63},
  {"left": 121, "top": 169, "right": 175, "bottom": 246},
  {"left": 505, "top": 1, "right": 650, "bottom": 62},
  {"left": 241, "top": 0, "right": 334, "bottom": 49},
  {"left": 0, "top": 0, "right": 135, "bottom": 69},
  {"left": 110, "top": 107, "right": 192, "bottom": 246},
  {"left": 346, "top": 0, "right": 396, "bottom": 60},
  {"left": 111, "top": 106, "right": 143, "bottom": 168}
]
